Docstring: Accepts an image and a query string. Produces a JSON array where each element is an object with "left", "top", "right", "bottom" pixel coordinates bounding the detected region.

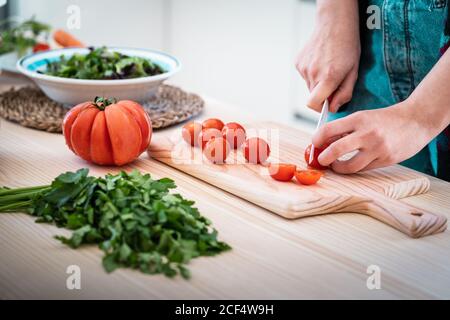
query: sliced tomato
[
  {"left": 202, "top": 118, "right": 225, "bottom": 131},
  {"left": 294, "top": 169, "right": 323, "bottom": 185},
  {"left": 182, "top": 122, "right": 203, "bottom": 146},
  {"left": 243, "top": 137, "right": 271, "bottom": 164},
  {"left": 268, "top": 163, "right": 296, "bottom": 182},
  {"left": 222, "top": 122, "right": 246, "bottom": 149},
  {"left": 304, "top": 143, "right": 328, "bottom": 170},
  {"left": 197, "top": 128, "right": 222, "bottom": 149},
  {"left": 203, "top": 137, "right": 230, "bottom": 164}
]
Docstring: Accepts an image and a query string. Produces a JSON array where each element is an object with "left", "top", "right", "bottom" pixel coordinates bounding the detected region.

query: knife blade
[{"left": 308, "top": 99, "right": 329, "bottom": 165}]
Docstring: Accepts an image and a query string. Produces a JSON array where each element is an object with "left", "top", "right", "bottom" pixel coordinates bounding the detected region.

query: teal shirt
[{"left": 330, "top": 0, "right": 450, "bottom": 181}]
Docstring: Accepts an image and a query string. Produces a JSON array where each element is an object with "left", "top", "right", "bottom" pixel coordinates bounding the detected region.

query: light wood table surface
[{"left": 1, "top": 75, "right": 450, "bottom": 299}]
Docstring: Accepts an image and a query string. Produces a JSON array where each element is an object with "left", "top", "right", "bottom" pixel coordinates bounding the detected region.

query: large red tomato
[{"left": 63, "top": 97, "right": 152, "bottom": 166}]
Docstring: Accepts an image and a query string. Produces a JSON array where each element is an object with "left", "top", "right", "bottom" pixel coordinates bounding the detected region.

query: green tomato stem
[{"left": 93, "top": 96, "right": 117, "bottom": 110}]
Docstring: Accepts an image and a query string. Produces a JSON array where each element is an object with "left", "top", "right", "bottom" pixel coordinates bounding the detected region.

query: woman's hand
[
  {"left": 312, "top": 100, "right": 449, "bottom": 174},
  {"left": 312, "top": 44, "right": 450, "bottom": 174},
  {"left": 296, "top": 0, "right": 360, "bottom": 113}
]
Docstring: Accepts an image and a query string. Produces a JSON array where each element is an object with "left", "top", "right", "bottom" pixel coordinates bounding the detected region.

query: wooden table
[{"left": 1, "top": 75, "right": 450, "bottom": 299}]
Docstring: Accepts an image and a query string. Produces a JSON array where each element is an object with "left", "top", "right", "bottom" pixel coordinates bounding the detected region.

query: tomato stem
[{"left": 93, "top": 96, "right": 117, "bottom": 110}]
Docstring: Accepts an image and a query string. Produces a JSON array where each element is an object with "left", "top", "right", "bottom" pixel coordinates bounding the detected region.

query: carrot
[{"left": 53, "top": 29, "right": 85, "bottom": 47}]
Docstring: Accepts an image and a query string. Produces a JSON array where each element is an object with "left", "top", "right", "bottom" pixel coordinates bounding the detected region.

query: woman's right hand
[{"left": 296, "top": 0, "right": 361, "bottom": 113}]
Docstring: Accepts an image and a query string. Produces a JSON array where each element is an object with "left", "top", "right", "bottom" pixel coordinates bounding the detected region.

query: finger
[
  {"left": 296, "top": 61, "right": 307, "bottom": 80},
  {"left": 360, "top": 158, "right": 386, "bottom": 172},
  {"left": 295, "top": 59, "right": 314, "bottom": 92},
  {"left": 331, "top": 150, "right": 376, "bottom": 174},
  {"left": 307, "top": 80, "right": 339, "bottom": 112},
  {"left": 317, "top": 133, "right": 361, "bottom": 166},
  {"left": 307, "top": 79, "right": 316, "bottom": 92},
  {"left": 311, "top": 116, "right": 357, "bottom": 148},
  {"left": 328, "top": 70, "right": 358, "bottom": 113}
]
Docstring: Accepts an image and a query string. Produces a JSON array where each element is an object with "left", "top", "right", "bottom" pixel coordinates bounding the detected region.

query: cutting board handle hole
[{"left": 411, "top": 212, "right": 423, "bottom": 217}]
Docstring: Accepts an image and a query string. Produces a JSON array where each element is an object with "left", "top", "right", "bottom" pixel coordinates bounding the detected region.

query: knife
[{"left": 308, "top": 99, "right": 329, "bottom": 165}]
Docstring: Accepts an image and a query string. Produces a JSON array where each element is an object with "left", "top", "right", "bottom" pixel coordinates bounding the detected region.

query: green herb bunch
[
  {"left": 0, "top": 18, "right": 50, "bottom": 56},
  {"left": 44, "top": 47, "right": 165, "bottom": 80},
  {"left": 0, "top": 169, "right": 230, "bottom": 279}
]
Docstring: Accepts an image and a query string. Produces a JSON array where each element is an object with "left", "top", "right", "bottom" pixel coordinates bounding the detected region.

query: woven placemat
[{"left": 0, "top": 85, "right": 204, "bottom": 133}]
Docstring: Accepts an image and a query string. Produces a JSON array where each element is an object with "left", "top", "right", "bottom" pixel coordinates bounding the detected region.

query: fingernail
[{"left": 317, "top": 153, "right": 326, "bottom": 166}]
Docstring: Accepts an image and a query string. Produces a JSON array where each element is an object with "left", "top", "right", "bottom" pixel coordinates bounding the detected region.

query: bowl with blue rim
[{"left": 16, "top": 46, "right": 181, "bottom": 106}]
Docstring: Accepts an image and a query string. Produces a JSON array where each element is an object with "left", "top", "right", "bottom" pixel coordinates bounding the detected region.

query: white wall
[
  {"left": 9, "top": 0, "right": 166, "bottom": 49},
  {"left": 9, "top": 0, "right": 316, "bottom": 128}
]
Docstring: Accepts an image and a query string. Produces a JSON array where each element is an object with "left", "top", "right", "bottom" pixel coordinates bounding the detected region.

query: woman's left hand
[{"left": 311, "top": 100, "right": 440, "bottom": 174}]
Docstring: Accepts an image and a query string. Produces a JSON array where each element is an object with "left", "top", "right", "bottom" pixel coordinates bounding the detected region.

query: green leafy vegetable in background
[
  {"left": 0, "top": 169, "right": 231, "bottom": 279},
  {"left": 0, "top": 18, "right": 50, "bottom": 55},
  {"left": 44, "top": 46, "right": 165, "bottom": 80}
]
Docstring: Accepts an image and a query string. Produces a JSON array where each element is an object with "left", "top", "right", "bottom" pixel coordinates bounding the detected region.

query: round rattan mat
[{"left": 0, "top": 85, "right": 204, "bottom": 133}]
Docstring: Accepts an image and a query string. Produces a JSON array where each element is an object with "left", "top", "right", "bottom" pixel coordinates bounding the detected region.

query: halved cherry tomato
[
  {"left": 304, "top": 143, "right": 328, "bottom": 170},
  {"left": 294, "top": 169, "right": 323, "bottom": 185},
  {"left": 203, "top": 137, "right": 230, "bottom": 164},
  {"left": 268, "top": 163, "right": 296, "bottom": 182},
  {"left": 222, "top": 122, "right": 246, "bottom": 149},
  {"left": 182, "top": 122, "right": 203, "bottom": 146},
  {"left": 198, "top": 128, "right": 222, "bottom": 149},
  {"left": 202, "top": 118, "right": 225, "bottom": 131},
  {"left": 243, "top": 137, "right": 271, "bottom": 164}
]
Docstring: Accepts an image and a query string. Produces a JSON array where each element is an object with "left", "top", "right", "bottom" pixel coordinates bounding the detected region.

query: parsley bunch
[{"left": 0, "top": 169, "right": 230, "bottom": 279}]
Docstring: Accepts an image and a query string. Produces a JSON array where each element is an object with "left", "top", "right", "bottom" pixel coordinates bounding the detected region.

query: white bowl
[{"left": 16, "top": 47, "right": 181, "bottom": 106}]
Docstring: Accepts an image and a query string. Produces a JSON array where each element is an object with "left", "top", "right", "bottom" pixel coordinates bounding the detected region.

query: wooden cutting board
[{"left": 148, "top": 121, "right": 447, "bottom": 238}]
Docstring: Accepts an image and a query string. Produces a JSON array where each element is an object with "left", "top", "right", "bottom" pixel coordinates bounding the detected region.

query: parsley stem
[
  {"left": 0, "top": 200, "right": 33, "bottom": 212},
  {"left": 0, "top": 185, "right": 49, "bottom": 196},
  {"left": 0, "top": 188, "right": 50, "bottom": 203}
]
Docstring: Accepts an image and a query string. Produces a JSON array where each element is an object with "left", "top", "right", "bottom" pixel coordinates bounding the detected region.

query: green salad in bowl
[
  {"left": 43, "top": 46, "right": 165, "bottom": 80},
  {"left": 17, "top": 46, "right": 181, "bottom": 105}
]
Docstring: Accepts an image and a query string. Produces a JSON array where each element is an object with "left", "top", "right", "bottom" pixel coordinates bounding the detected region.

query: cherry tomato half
[
  {"left": 182, "top": 122, "right": 203, "bottom": 146},
  {"left": 198, "top": 128, "right": 222, "bottom": 149},
  {"left": 294, "top": 169, "right": 323, "bottom": 185},
  {"left": 243, "top": 137, "right": 271, "bottom": 164},
  {"left": 268, "top": 163, "right": 296, "bottom": 182},
  {"left": 202, "top": 118, "right": 225, "bottom": 131},
  {"left": 203, "top": 137, "right": 230, "bottom": 164},
  {"left": 304, "top": 143, "right": 328, "bottom": 170},
  {"left": 222, "top": 122, "right": 246, "bottom": 149}
]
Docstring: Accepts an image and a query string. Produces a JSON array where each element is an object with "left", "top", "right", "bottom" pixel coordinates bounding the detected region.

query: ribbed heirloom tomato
[{"left": 63, "top": 97, "right": 152, "bottom": 166}]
